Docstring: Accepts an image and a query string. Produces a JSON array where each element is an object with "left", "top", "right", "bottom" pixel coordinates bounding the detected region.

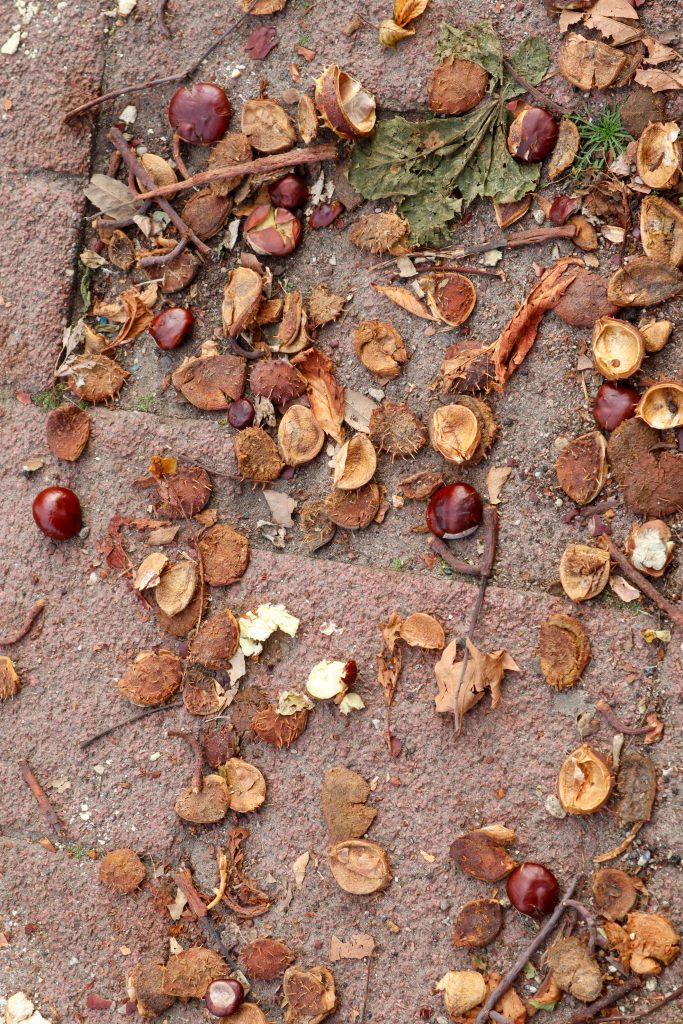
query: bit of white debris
[
  {"left": 1, "top": 31, "right": 21, "bottom": 55},
  {"left": 117, "top": 0, "right": 136, "bottom": 15},
  {"left": 119, "top": 104, "right": 137, "bottom": 125}
]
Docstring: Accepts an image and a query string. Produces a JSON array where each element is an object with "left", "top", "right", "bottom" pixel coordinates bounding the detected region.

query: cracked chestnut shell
[
  {"left": 593, "top": 382, "right": 639, "bottom": 432},
  {"left": 508, "top": 107, "right": 559, "bottom": 163},
  {"left": 243, "top": 204, "right": 302, "bottom": 256},
  {"left": 507, "top": 862, "right": 559, "bottom": 916},
  {"left": 426, "top": 483, "right": 483, "bottom": 540},
  {"left": 32, "top": 486, "right": 82, "bottom": 540},
  {"left": 168, "top": 82, "right": 232, "bottom": 145}
]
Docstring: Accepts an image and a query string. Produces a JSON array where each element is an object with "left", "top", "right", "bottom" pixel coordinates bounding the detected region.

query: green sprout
[
  {"left": 32, "top": 383, "right": 69, "bottom": 410},
  {"left": 570, "top": 104, "right": 633, "bottom": 176},
  {"left": 136, "top": 393, "right": 157, "bottom": 413}
]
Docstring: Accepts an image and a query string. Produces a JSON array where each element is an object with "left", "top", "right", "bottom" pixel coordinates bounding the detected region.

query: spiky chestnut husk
[
  {"left": 249, "top": 360, "right": 307, "bottom": 407},
  {"left": 368, "top": 401, "right": 427, "bottom": 459}
]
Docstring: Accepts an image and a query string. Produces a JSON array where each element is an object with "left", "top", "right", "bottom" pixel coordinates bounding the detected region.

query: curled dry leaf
[
  {"left": 449, "top": 829, "right": 517, "bottom": 882},
  {"left": 241, "top": 98, "right": 296, "bottom": 153},
  {"left": 636, "top": 122, "right": 681, "bottom": 190},
  {"left": 250, "top": 360, "right": 307, "bottom": 408},
  {"left": 45, "top": 404, "right": 90, "bottom": 461},
  {"left": 546, "top": 936, "right": 603, "bottom": 1002},
  {"left": 333, "top": 434, "right": 377, "bottom": 489},
  {"left": 593, "top": 867, "right": 643, "bottom": 921},
  {"left": 555, "top": 431, "right": 607, "bottom": 505},
  {"left": 452, "top": 898, "right": 504, "bottom": 948},
  {"left": 428, "top": 59, "right": 489, "bottom": 115},
  {"left": 421, "top": 272, "right": 476, "bottom": 326},
  {"left": 324, "top": 483, "right": 380, "bottom": 529},
  {"left": 328, "top": 838, "right": 391, "bottom": 894},
  {"left": 487, "top": 465, "right": 511, "bottom": 505},
  {"left": 636, "top": 380, "right": 683, "bottom": 430},
  {"left": 182, "top": 667, "right": 226, "bottom": 717},
  {"left": 118, "top": 650, "right": 182, "bottom": 706},
  {"left": 278, "top": 405, "right": 325, "bottom": 466},
  {"left": 615, "top": 752, "right": 656, "bottom": 826},
  {"left": 222, "top": 267, "right": 263, "bottom": 337},
  {"left": 400, "top": 612, "right": 445, "bottom": 649},
  {"left": 282, "top": 965, "right": 338, "bottom": 1024},
  {"left": 558, "top": 743, "right": 612, "bottom": 814},
  {"left": 604, "top": 913, "right": 679, "bottom": 975},
  {"left": 436, "top": 970, "right": 487, "bottom": 1018},
  {"left": 640, "top": 195, "right": 683, "bottom": 267},
  {"left": 175, "top": 774, "right": 230, "bottom": 824},
  {"left": 369, "top": 400, "right": 426, "bottom": 459},
  {"left": 548, "top": 117, "right": 580, "bottom": 180},
  {"left": 207, "top": 132, "right": 253, "bottom": 196},
  {"left": 314, "top": 65, "right": 376, "bottom": 140},
  {"left": 592, "top": 318, "right": 644, "bottom": 379},
  {"left": 234, "top": 426, "right": 285, "bottom": 483},
  {"left": 172, "top": 340, "right": 246, "bottom": 411},
  {"left": 198, "top": 523, "right": 249, "bottom": 587},
  {"left": 348, "top": 212, "right": 409, "bottom": 255},
  {"left": 298, "top": 93, "right": 318, "bottom": 145},
  {"left": 608, "top": 257, "right": 683, "bottom": 307},
  {"left": 68, "top": 353, "right": 129, "bottom": 403},
  {"left": 539, "top": 613, "right": 591, "bottom": 690},
  {"left": 162, "top": 947, "right": 229, "bottom": 999},
  {"left": 554, "top": 270, "right": 618, "bottom": 328},
  {"left": 372, "top": 283, "right": 435, "bottom": 320},
  {"left": 0, "top": 657, "right": 20, "bottom": 700},
  {"left": 435, "top": 640, "right": 520, "bottom": 724},
  {"left": 559, "top": 33, "right": 626, "bottom": 89},
  {"left": 92, "top": 283, "right": 158, "bottom": 345},
  {"left": 559, "top": 544, "right": 610, "bottom": 602},
  {"left": 128, "top": 961, "right": 174, "bottom": 1018},
  {"left": 299, "top": 499, "right": 336, "bottom": 551},
  {"left": 181, "top": 189, "right": 232, "bottom": 240},
  {"left": 222, "top": 757, "right": 267, "bottom": 813},
  {"left": 188, "top": 609, "right": 240, "bottom": 669},
  {"left": 241, "top": 938, "right": 295, "bottom": 981},
  {"left": 353, "top": 320, "right": 408, "bottom": 378},
  {"left": 278, "top": 291, "right": 309, "bottom": 355},
  {"left": 379, "top": 20, "right": 415, "bottom": 46},
  {"left": 291, "top": 347, "right": 345, "bottom": 443},
  {"left": 430, "top": 404, "right": 480, "bottom": 464},
  {"left": 626, "top": 519, "right": 674, "bottom": 577},
  {"left": 252, "top": 703, "right": 309, "bottom": 748},
  {"left": 155, "top": 560, "right": 197, "bottom": 618},
  {"left": 98, "top": 848, "right": 145, "bottom": 894},
  {"left": 321, "top": 766, "right": 377, "bottom": 842}
]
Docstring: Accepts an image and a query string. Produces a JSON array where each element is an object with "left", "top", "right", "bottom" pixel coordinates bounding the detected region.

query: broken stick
[
  {"left": 0, "top": 599, "right": 45, "bottom": 645},
  {"left": 19, "top": 760, "right": 62, "bottom": 835},
  {"left": 602, "top": 537, "right": 683, "bottom": 628}
]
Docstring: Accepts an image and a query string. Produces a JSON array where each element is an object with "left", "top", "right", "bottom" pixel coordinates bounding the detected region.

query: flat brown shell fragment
[
  {"left": 118, "top": 650, "right": 182, "bottom": 706},
  {"left": 172, "top": 347, "right": 246, "bottom": 411},
  {"left": 108, "top": 229, "right": 136, "bottom": 270},
  {"left": 555, "top": 432, "right": 607, "bottom": 505},
  {"left": 604, "top": 914, "right": 680, "bottom": 975},
  {"left": 207, "top": 132, "right": 253, "bottom": 196},
  {"left": 451, "top": 899, "right": 503, "bottom": 948},
  {"left": 156, "top": 582, "right": 207, "bottom": 637},
  {"left": 68, "top": 353, "right": 129, "bottom": 403},
  {"left": 222, "top": 267, "right": 263, "bottom": 337},
  {"left": 154, "top": 463, "right": 212, "bottom": 519},
  {"left": 621, "top": 451, "right": 683, "bottom": 517},
  {"left": 430, "top": 404, "right": 480, "bottom": 464},
  {"left": 324, "top": 483, "right": 380, "bottom": 529},
  {"left": 328, "top": 838, "right": 391, "bottom": 894},
  {"left": 559, "top": 33, "right": 626, "bottom": 90},
  {"left": 99, "top": 848, "right": 146, "bottom": 893},
  {"left": 615, "top": 753, "right": 656, "bottom": 827},
  {"left": 299, "top": 499, "right": 336, "bottom": 551},
  {"left": 203, "top": 722, "right": 239, "bottom": 766},
  {"left": 559, "top": 544, "right": 610, "bottom": 602},
  {"left": 181, "top": 189, "right": 232, "bottom": 240},
  {"left": 0, "top": 657, "right": 20, "bottom": 700},
  {"left": 175, "top": 774, "right": 231, "bottom": 824},
  {"left": 241, "top": 98, "right": 296, "bottom": 153},
  {"left": 449, "top": 832, "right": 517, "bottom": 882},
  {"left": 321, "top": 766, "right": 377, "bottom": 843},
  {"left": 278, "top": 405, "right": 325, "bottom": 466},
  {"left": 231, "top": 686, "right": 269, "bottom": 737},
  {"left": 399, "top": 470, "right": 444, "bottom": 500},
  {"left": 155, "top": 560, "right": 197, "bottom": 618},
  {"left": 558, "top": 743, "right": 612, "bottom": 814},
  {"left": 234, "top": 426, "right": 284, "bottom": 483},
  {"left": 45, "top": 404, "right": 91, "bottom": 461},
  {"left": 607, "top": 417, "right": 658, "bottom": 487},
  {"left": 422, "top": 273, "right": 476, "bottom": 326},
  {"left": 539, "top": 613, "right": 591, "bottom": 690},
  {"left": 162, "top": 947, "right": 230, "bottom": 999},
  {"left": 353, "top": 320, "right": 407, "bottom": 377},
  {"left": 198, "top": 523, "right": 249, "bottom": 587},
  {"left": 427, "top": 60, "right": 489, "bottom": 115},
  {"left": 369, "top": 401, "right": 427, "bottom": 459},
  {"left": 222, "top": 757, "right": 267, "bottom": 813},
  {"left": 548, "top": 118, "right": 580, "bottom": 180},
  {"left": 639, "top": 195, "right": 683, "bottom": 267},
  {"left": 157, "top": 249, "right": 200, "bottom": 293},
  {"left": 554, "top": 270, "right": 619, "bottom": 328},
  {"left": 182, "top": 667, "right": 226, "bottom": 717},
  {"left": 240, "top": 938, "right": 296, "bottom": 981},
  {"left": 607, "top": 257, "right": 683, "bottom": 307},
  {"left": 128, "top": 960, "right": 175, "bottom": 1018},
  {"left": 546, "top": 936, "right": 603, "bottom": 1002},
  {"left": 592, "top": 868, "right": 641, "bottom": 922},
  {"left": 139, "top": 152, "right": 177, "bottom": 188},
  {"left": 348, "top": 212, "right": 409, "bottom": 255},
  {"left": 252, "top": 705, "right": 309, "bottom": 748},
  {"left": 400, "top": 612, "right": 445, "bottom": 650},
  {"left": 298, "top": 93, "right": 318, "bottom": 145},
  {"left": 238, "top": 0, "right": 287, "bottom": 10},
  {"left": 333, "top": 434, "right": 377, "bottom": 490},
  {"left": 188, "top": 609, "right": 240, "bottom": 669},
  {"left": 283, "top": 965, "right": 338, "bottom": 1024},
  {"left": 636, "top": 122, "right": 681, "bottom": 190}
]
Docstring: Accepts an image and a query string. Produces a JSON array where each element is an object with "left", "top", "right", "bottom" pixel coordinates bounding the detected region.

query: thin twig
[
  {"left": 608, "top": 983, "right": 683, "bottom": 1022},
  {"left": 80, "top": 702, "right": 182, "bottom": 749},
  {"left": 428, "top": 536, "right": 481, "bottom": 577},
  {"left": 0, "top": 600, "right": 45, "bottom": 645},
  {"left": 171, "top": 132, "right": 191, "bottom": 180},
  {"left": 168, "top": 728, "right": 204, "bottom": 791},
  {"left": 563, "top": 899, "right": 606, "bottom": 956},
  {"left": 595, "top": 698, "right": 651, "bottom": 737},
  {"left": 431, "top": 264, "right": 507, "bottom": 280},
  {"left": 139, "top": 238, "right": 188, "bottom": 268},
  {"left": 157, "top": 0, "right": 171, "bottom": 37},
  {"left": 108, "top": 128, "right": 210, "bottom": 257},
  {"left": 173, "top": 868, "right": 240, "bottom": 969},
  {"left": 19, "top": 760, "right": 62, "bottom": 834},
  {"left": 563, "top": 497, "right": 617, "bottom": 524},
  {"left": 359, "top": 951, "right": 373, "bottom": 1024},
  {"left": 489, "top": 1013, "right": 513, "bottom": 1024},
  {"left": 474, "top": 876, "right": 580, "bottom": 1024},
  {"left": 225, "top": 337, "right": 267, "bottom": 360},
  {"left": 134, "top": 144, "right": 338, "bottom": 202},
  {"left": 454, "top": 507, "right": 500, "bottom": 737},
  {"left": 566, "top": 976, "right": 643, "bottom": 1024},
  {"left": 64, "top": 0, "right": 261, "bottom": 120},
  {"left": 502, "top": 59, "right": 573, "bottom": 118},
  {"left": 602, "top": 537, "right": 683, "bottom": 628}
]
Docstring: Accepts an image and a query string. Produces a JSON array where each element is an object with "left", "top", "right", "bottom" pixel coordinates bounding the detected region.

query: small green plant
[
  {"left": 390, "top": 557, "right": 403, "bottom": 571},
  {"left": 32, "top": 383, "right": 69, "bottom": 410},
  {"left": 295, "top": 0, "right": 314, "bottom": 10},
  {"left": 136, "top": 393, "right": 157, "bottom": 413},
  {"left": 570, "top": 104, "right": 633, "bottom": 176},
  {"left": 66, "top": 842, "right": 92, "bottom": 860},
  {"left": 298, "top": 28, "right": 312, "bottom": 47}
]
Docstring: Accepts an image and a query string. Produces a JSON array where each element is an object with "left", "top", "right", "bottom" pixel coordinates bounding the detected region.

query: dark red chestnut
[
  {"left": 268, "top": 173, "right": 308, "bottom": 210},
  {"left": 150, "top": 307, "right": 194, "bottom": 350},
  {"left": 308, "top": 201, "right": 345, "bottom": 229},
  {"left": 507, "top": 106, "right": 559, "bottom": 163},
  {"left": 342, "top": 659, "right": 358, "bottom": 686},
  {"left": 593, "top": 382, "right": 639, "bottom": 431},
  {"left": 168, "top": 82, "right": 232, "bottom": 145},
  {"left": 426, "top": 483, "right": 483, "bottom": 540},
  {"left": 244, "top": 204, "right": 302, "bottom": 256},
  {"left": 32, "top": 486, "right": 82, "bottom": 540},
  {"left": 507, "top": 862, "right": 559, "bottom": 917},
  {"left": 204, "top": 979, "right": 245, "bottom": 1017},
  {"left": 228, "top": 398, "right": 255, "bottom": 429}
]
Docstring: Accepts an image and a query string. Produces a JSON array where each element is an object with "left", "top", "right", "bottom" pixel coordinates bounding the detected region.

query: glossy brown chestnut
[
  {"left": 426, "top": 483, "right": 483, "bottom": 540},
  {"left": 168, "top": 82, "right": 232, "bottom": 145},
  {"left": 308, "top": 201, "right": 345, "bottom": 229},
  {"left": 204, "top": 979, "right": 245, "bottom": 1017},
  {"left": 507, "top": 106, "right": 559, "bottom": 163},
  {"left": 593, "top": 382, "right": 639, "bottom": 431},
  {"left": 243, "top": 204, "right": 302, "bottom": 256},
  {"left": 228, "top": 398, "right": 255, "bottom": 429},
  {"left": 507, "top": 862, "right": 559, "bottom": 916},
  {"left": 32, "top": 486, "right": 82, "bottom": 540},
  {"left": 343, "top": 659, "right": 358, "bottom": 686},
  {"left": 150, "top": 307, "right": 194, "bottom": 350},
  {"left": 268, "top": 173, "right": 308, "bottom": 210}
]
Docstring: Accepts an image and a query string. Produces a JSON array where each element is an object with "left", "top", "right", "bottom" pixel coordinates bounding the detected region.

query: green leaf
[
  {"left": 506, "top": 36, "right": 549, "bottom": 92},
  {"left": 436, "top": 20, "right": 504, "bottom": 87},
  {"left": 528, "top": 999, "right": 558, "bottom": 1011},
  {"left": 399, "top": 190, "right": 462, "bottom": 246}
]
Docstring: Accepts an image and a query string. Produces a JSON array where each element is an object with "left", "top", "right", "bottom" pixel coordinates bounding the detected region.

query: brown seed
[
  {"left": 539, "top": 613, "right": 591, "bottom": 690},
  {"left": 99, "top": 848, "right": 146, "bottom": 894},
  {"left": 451, "top": 899, "right": 504, "bottom": 948}
]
